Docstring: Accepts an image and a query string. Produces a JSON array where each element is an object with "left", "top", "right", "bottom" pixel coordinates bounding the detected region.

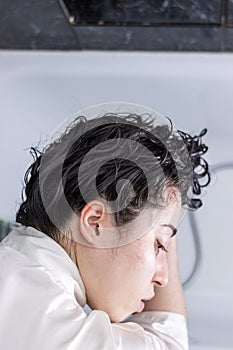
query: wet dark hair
[{"left": 16, "top": 113, "right": 210, "bottom": 242}]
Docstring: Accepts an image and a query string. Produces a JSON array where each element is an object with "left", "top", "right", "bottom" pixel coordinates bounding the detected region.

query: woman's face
[{"left": 76, "top": 190, "right": 181, "bottom": 323}]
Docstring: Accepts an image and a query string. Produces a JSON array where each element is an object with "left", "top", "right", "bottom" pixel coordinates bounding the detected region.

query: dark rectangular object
[{"left": 59, "top": 0, "right": 222, "bottom": 26}]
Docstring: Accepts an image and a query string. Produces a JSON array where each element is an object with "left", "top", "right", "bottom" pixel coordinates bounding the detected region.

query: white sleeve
[
  {"left": 62, "top": 309, "right": 189, "bottom": 350},
  {"left": 0, "top": 248, "right": 189, "bottom": 350},
  {"left": 121, "top": 311, "right": 189, "bottom": 350}
]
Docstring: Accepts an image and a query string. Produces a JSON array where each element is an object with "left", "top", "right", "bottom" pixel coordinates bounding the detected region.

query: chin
[
  {"left": 90, "top": 303, "right": 132, "bottom": 323},
  {"left": 109, "top": 313, "right": 123, "bottom": 323},
  {"left": 108, "top": 310, "right": 129, "bottom": 323},
  {"left": 113, "top": 309, "right": 139, "bottom": 323}
]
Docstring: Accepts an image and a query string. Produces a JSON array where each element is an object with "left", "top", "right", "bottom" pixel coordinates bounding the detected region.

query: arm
[{"left": 143, "top": 236, "right": 187, "bottom": 319}]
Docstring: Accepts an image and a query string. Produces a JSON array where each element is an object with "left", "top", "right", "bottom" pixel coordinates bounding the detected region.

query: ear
[
  {"left": 70, "top": 199, "right": 120, "bottom": 248},
  {"left": 78, "top": 199, "right": 108, "bottom": 246}
]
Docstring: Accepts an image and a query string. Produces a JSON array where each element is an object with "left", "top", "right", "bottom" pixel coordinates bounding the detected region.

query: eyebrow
[{"left": 161, "top": 224, "right": 177, "bottom": 237}]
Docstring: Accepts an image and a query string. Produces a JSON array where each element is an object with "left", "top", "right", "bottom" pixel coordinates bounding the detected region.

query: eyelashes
[{"left": 154, "top": 240, "right": 168, "bottom": 254}]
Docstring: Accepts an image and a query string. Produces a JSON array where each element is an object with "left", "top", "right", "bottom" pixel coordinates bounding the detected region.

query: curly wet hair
[{"left": 16, "top": 113, "right": 210, "bottom": 241}]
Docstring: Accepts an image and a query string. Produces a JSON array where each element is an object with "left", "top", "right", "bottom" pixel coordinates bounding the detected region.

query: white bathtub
[{"left": 0, "top": 51, "right": 232, "bottom": 349}]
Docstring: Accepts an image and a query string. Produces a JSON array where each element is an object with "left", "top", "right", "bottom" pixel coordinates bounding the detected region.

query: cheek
[{"left": 130, "top": 244, "right": 156, "bottom": 277}]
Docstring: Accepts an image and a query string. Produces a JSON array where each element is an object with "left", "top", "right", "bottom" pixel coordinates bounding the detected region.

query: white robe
[{"left": 0, "top": 225, "right": 189, "bottom": 350}]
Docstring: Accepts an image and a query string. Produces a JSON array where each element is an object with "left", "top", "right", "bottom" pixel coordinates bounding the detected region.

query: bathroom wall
[{"left": 1, "top": 0, "right": 233, "bottom": 51}]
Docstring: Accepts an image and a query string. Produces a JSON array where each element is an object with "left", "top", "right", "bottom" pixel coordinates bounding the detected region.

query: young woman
[{"left": 0, "top": 111, "right": 210, "bottom": 349}]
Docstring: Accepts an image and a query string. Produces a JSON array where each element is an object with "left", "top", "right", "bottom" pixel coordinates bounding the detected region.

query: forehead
[
  {"left": 128, "top": 196, "right": 181, "bottom": 237},
  {"left": 151, "top": 201, "right": 181, "bottom": 232},
  {"left": 114, "top": 189, "right": 181, "bottom": 247}
]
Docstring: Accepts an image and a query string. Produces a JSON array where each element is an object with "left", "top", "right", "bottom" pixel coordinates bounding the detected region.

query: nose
[{"left": 152, "top": 253, "right": 169, "bottom": 288}]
